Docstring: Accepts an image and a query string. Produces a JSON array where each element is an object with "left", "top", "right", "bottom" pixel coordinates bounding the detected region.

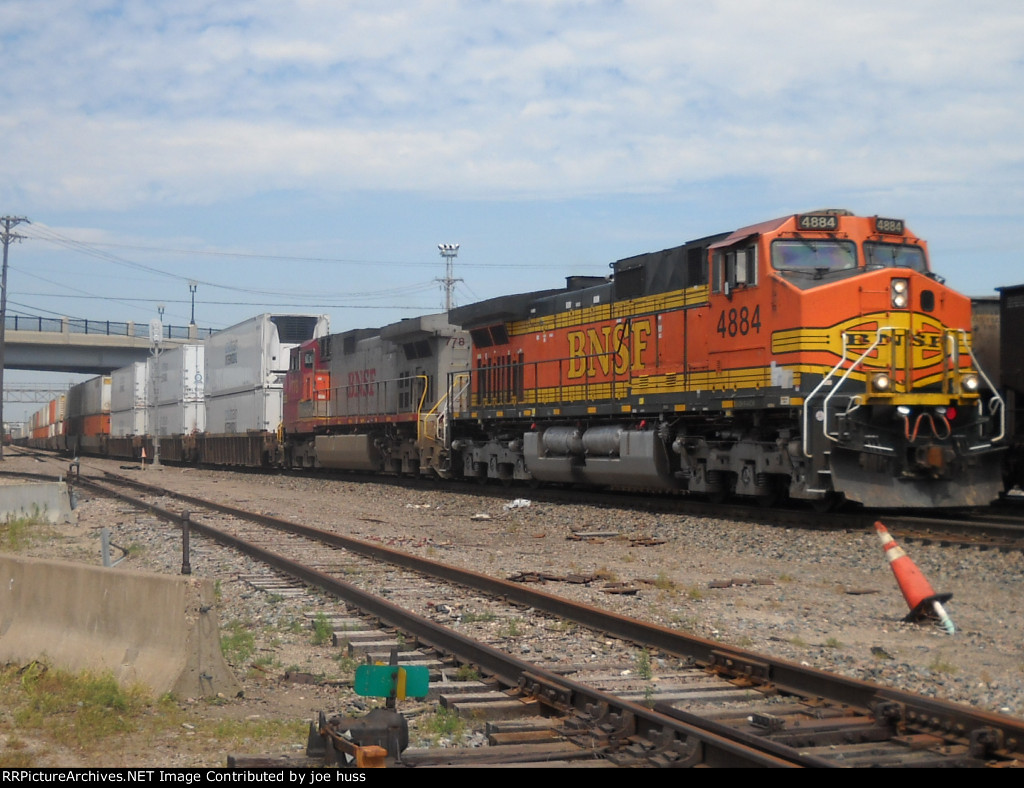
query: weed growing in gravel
[
  {"left": 789, "top": 636, "right": 808, "bottom": 648},
  {"left": 461, "top": 611, "right": 497, "bottom": 624},
  {"left": 500, "top": 617, "right": 524, "bottom": 638},
  {"left": 929, "top": 653, "right": 958, "bottom": 675},
  {"left": 0, "top": 515, "right": 48, "bottom": 551},
  {"left": 311, "top": 613, "right": 332, "bottom": 645},
  {"left": 416, "top": 707, "right": 466, "bottom": 745},
  {"left": 201, "top": 718, "right": 308, "bottom": 749},
  {"left": 634, "top": 649, "right": 653, "bottom": 681},
  {"left": 221, "top": 620, "right": 256, "bottom": 664},
  {"left": 333, "top": 653, "right": 359, "bottom": 675},
  {"left": 455, "top": 665, "right": 481, "bottom": 682},
  {"left": 687, "top": 586, "right": 703, "bottom": 601},
  {"left": 1, "top": 662, "right": 148, "bottom": 750},
  {"left": 823, "top": 637, "right": 843, "bottom": 650},
  {"left": 654, "top": 572, "right": 675, "bottom": 592}
]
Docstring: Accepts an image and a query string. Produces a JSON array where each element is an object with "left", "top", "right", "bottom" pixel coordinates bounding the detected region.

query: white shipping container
[
  {"left": 205, "top": 314, "right": 328, "bottom": 398},
  {"left": 205, "top": 389, "right": 283, "bottom": 434},
  {"left": 66, "top": 376, "right": 112, "bottom": 419},
  {"left": 155, "top": 344, "right": 204, "bottom": 406},
  {"left": 111, "top": 408, "right": 147, "bottom": 437},
  {"left": 111, "top": 362, "right": 148, "bottom": 413},
  {"left": 155, "top": 400, "right": 205, "bottom": 436}
]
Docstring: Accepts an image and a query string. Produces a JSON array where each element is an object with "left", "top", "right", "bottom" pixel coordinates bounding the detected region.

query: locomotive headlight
[
  {"left": 961, "top": 374, "right": 980, "bottom": 393},
  {"left": 891, "top": 278, "right": 909, "bottom": 309},
  {"left": 870, "top": 372, "right": 892, "bottom": 393}
]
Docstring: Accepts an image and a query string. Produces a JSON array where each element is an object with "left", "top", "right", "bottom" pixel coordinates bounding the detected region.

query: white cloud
[{"left": 2, "top": 1, "right": 1023, "bottom": 211}]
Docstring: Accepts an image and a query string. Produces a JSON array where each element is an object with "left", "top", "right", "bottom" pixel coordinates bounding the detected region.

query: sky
[{"left": 3, "top": 0, "right": 1024, "bottom": 420}]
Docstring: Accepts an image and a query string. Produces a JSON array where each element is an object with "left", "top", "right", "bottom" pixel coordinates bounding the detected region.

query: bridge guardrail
[{"left": 4, "top": 315, "right": 215, "bottom": 340}]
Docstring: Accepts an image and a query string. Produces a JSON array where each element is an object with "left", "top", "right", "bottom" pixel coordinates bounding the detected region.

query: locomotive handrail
[
  {"left": 948, "top": 328, "right": 1005, "bottom": 444},
  {"left": 803, "top": 325, "right": 1005, "bottom": 460},
  {"left": 801, "top": 329, "right": 889, "bottom": 459},
  {"left": 419, "top": 373, "right": 470, "bottom": 445}
]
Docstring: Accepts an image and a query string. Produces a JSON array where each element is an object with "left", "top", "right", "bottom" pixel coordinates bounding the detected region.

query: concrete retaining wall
[
  {"left": 0, "top": 482, "right": 75, "bottom": 524},
  {"left": 0, "top": 554, "right": 240, "bottom": 699}
]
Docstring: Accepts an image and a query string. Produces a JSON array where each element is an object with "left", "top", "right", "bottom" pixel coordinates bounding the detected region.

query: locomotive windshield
[
  {"left": 864, "top": 242, "right": 927, "bottom": 272},
  {"left": 771, "top": 240, "right": 857, "bottom": 273}
]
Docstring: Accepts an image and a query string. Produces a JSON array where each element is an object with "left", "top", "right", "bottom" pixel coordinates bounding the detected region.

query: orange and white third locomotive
[{"left": 281, "top": 209, "right": 1004, "bottom": 508}]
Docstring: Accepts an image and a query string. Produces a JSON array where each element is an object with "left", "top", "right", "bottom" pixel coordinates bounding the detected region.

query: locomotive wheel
[
  {"left": 755, "top": 489, "right": 780, "bottom": 508},
  {"left": 811, "top": 491, "right": 843, "bottom": 513}
]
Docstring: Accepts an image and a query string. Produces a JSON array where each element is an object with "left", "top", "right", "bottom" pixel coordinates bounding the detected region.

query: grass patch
[
  {"left": 415, "top": 707, "right": 466, "bottom": 745},
  {"left": 311, "top": 613, "right": 333, "bottom": 646},
  {"left": 461, "top": 611, "right": 496, "bottom": 624},
  {"left": 455, "top": 665, "right": 481, "bottom": 682},
  {"left": 0, "top": 515, "right": 49, "bottom": 552},
  {"left": 634, "top": 649, "right": 653, "bottom": 681},
  {"left": 1, "top": 662, "right": 149, "bottom": 750},
  {"left": 499, "top": 617, "right": 524, "bottom": 638},
  {"left": 929, "top": 653, "right": 958, "bottom": 675},
  {"left": 220, "top": 620, "right": 256, "bottom": 665}
]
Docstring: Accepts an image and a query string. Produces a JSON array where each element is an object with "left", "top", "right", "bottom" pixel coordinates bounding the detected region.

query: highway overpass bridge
[{"left": 3, "top": 315, "right": 214, "bottom": 375}]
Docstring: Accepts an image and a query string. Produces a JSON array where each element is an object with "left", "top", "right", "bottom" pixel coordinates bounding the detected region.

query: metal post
[{"left": 181, "top": 511, "right": 192, "bottom": 575}]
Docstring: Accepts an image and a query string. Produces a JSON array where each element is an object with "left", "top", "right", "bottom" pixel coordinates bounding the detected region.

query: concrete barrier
[
  {"left": 0, "top": 481, "right": 75, "bottom": 524},
  {"left": 0, "top": 554, "right": 241, "bottom": 699}
]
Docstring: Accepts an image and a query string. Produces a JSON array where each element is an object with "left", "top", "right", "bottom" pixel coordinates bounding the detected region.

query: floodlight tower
[
  {"left": 148, "top": 304, "right": 165, "bottom": 469},
  {"left": 437, "top": 243, "right": 461, "bottom": 313}
]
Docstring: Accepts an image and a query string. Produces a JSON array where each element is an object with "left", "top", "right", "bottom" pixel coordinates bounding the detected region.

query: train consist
[{"left": 25, "top": 210, "right": 1010, "bottom": 509}]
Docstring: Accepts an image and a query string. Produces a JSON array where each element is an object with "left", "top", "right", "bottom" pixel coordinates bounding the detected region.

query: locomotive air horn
[{"left": 874, "top": 521, "right": 955, "bottom": 634}]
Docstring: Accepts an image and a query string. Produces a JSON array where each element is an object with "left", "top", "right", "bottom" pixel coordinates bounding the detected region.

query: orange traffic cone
[
  {"left": 874, "top": 521, "right": 954, "bottom": 634},
  {"left": 141, "top": 446, "right": 147, "bottom": 469}
]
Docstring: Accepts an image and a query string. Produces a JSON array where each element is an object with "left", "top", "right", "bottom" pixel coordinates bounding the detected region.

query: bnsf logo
[
  {"left": 846, "top": 331, "right": 945, "bottom": 349},
  {"left": 566, "top": 319, "right": 653, "bottom": 379},
  {"left": 347, "top": 369, "right": 376, "bottom": 398}
]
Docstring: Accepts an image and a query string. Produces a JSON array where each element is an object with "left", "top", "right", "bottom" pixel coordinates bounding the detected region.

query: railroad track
[{"left": 54, "top": 465, "right": 1024, "bottom": 768}]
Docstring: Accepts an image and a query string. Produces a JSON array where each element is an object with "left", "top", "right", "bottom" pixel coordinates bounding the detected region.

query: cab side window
[{"left": 712, "top": 244, "right": 757, "bottom": 294}]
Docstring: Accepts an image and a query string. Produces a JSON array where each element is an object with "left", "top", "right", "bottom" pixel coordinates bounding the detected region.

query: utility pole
[
  {"left": 0, "top": 216, "right": 28, "bottom": 460},
  {"left": 437, "top": 243, "right": 461, "bottom": 313}
]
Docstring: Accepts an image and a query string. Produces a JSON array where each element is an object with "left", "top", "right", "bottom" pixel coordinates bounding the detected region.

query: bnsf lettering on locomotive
[
  {"left": 567, "top": 319, "right": 652, "bottom": 379},
  {"left": 847, "top": 331, "right": 943, "bottom": 348},
  {"left": 347, "top": 368, "right": 376, "bottom": 398}
]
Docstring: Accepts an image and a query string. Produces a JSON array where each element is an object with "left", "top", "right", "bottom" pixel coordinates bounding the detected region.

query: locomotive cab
[{"left": 761, "top": 211, "right": 1005, "bottom": 507}]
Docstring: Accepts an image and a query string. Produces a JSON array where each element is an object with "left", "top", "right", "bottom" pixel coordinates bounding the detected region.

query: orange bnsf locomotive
[{"left": 283, "top": 209, "right": 1004, "bottom": 508}]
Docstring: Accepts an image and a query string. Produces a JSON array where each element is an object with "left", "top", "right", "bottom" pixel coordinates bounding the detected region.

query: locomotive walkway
[{"left": 2, "top": 314, "right": 215, "bottom": 374}]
